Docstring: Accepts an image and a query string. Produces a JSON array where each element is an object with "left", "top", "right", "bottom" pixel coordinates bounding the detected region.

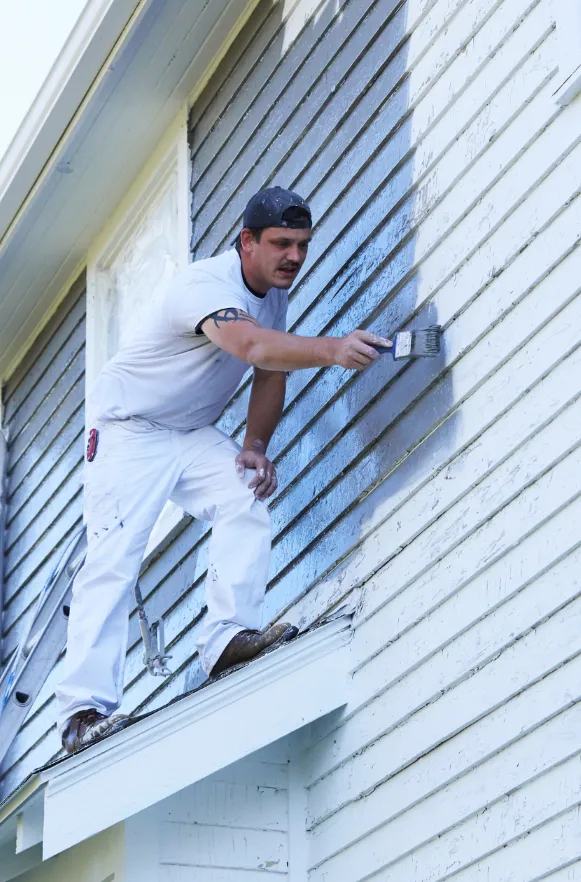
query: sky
[{"left": 0, "top": 0, "right": 88, "bottom": 161}]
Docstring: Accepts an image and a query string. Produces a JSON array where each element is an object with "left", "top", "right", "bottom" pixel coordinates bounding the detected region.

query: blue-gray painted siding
[
  {"left": 0, "top": 280, "right": 85, "bottom": 789},
  {"left": 0, "top": 0, "right": 410, "bottom": 796}
]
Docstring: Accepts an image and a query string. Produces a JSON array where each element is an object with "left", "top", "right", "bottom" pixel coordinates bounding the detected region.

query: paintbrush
[{"left": 373, "top": 325, "right": 442, "bottom": 360}]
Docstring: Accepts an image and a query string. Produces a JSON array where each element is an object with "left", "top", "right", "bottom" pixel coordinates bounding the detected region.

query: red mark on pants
[{"left": 86, "top": 428, "right": 99, "bottom": 462}]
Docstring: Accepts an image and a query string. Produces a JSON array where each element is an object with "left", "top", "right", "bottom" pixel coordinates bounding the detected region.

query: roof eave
[
  {"left": 0, "top": 0, "right": 145, "bottom": 245},
  {"left": 0, "top": 617, "right": 353, "bottom": 864}
]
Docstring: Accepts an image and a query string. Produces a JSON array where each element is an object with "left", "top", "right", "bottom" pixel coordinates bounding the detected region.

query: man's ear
[{"left": 240, "top": 228, "right": 256, "bottom": 253}]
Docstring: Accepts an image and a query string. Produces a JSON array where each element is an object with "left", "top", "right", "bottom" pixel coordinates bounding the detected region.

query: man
[{"left": 56, "top": 186, "right": 391, "bottom": 754}]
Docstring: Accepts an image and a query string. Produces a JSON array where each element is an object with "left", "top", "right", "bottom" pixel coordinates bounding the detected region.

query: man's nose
[{"left": 286, "top": 245, "right": 302, "bottom": 264}]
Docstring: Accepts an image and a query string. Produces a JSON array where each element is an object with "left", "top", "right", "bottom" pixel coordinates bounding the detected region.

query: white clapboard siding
[
  {"left": 308, "top": 655, "right": 581, "bottom": 857},
  {"left": 309, "top": 744, "right": 581, "bottom": 881},
  {"left": 156, "top": 759, "right": 289, "bottom": 878}
]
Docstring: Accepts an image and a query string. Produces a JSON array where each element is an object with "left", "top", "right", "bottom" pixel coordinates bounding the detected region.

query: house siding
[
  {"left": 156, "top": 756, "right": 290, "bottom": 881},
  {"left": 3, "top": 0, "right": 581, "bottom": 878},
  {"left": 188, "top": 0, "right": 581, "bottom": 878},
  {"left": 0, "top": 280, "right": 86, "bottom": 797}
]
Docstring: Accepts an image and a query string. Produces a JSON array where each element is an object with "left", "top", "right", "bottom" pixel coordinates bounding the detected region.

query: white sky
[{"left": 0, "top": 0, "right": 88, "bottom": 160}]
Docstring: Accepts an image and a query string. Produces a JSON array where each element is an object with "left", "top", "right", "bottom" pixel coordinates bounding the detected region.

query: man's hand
[
  {"left": 333, "top": 330, "right": 392, "bottom": 371},
  {"left": 235, "top": 440, "right": 278, "bottom": 501}
]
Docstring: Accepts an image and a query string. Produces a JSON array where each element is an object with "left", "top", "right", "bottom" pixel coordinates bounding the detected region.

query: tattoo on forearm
[{"left": 211, "top": 308, "right": 259, "bottom": 328}]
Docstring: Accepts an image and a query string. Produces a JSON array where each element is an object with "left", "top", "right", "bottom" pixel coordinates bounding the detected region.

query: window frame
[{"left": 86, "top": 111, "right": 191, "bottom": 561}]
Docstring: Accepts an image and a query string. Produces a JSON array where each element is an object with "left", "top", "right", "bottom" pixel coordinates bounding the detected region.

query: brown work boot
[
  {"left": 210, "top": 623, "right": 299, "bottom": 678},
  {"left": 61, "top": 709, "right": 130, "bottom": 755}
]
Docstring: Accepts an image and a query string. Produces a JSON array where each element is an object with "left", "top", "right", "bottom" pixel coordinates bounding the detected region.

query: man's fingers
[
  {"left": 350, "top": 343, "right": 380, "bottom": 367},
  {"left": 357, "top": 330, "right": 392, "bottom": 348},
  {"left": 248, "top": 471, "right": 262, "bottom": 489},
  {"left": 248, "top": 464, "right": 270, "bottom": 492},
  {"left": 257, "top": 470, "right": 278, "bottom": 501}
]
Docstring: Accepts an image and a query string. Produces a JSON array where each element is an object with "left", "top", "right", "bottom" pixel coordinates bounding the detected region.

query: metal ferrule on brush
[
  {"left": 393, "top": 326, "right": 441, "bottom": 359},
  {"left": 393, "top": 331, "right": 413, "bottom": 359}
]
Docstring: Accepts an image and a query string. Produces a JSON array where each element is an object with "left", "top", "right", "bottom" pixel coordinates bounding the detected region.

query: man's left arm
[{"left": 235, "top": 367, "right": 286, "bottom": 501}]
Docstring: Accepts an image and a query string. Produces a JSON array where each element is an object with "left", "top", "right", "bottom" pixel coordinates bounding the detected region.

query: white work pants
[{"left": 55, "top": 420, "right": 271, "bottom": 734}]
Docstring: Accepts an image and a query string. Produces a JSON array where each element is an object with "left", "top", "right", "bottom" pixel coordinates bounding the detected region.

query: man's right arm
[{"left": 200, "top": 308, "right": 391, "bottom": 372}]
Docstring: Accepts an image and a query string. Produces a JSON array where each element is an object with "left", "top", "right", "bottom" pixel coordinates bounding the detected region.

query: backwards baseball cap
[{"left": 242, "top": 186, "right": 312, "bottom": 230}]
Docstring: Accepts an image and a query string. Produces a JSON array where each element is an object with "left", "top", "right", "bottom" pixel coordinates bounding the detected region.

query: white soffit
[
  {"left": 0, "top": 0, "right": 258, "bottom": 379},
  {"left": 41, "top": 617, "right": 352, "bottom": 859},
  {"left": 0, "top": 0, "right": 142, "bottom": 242}
]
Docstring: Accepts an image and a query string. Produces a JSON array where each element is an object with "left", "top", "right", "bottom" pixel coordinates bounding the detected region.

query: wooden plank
[
  {"left": 120, "top": 278, "right": 581, "bottom": 713},
  {"left": 309, "top": 742, "right": 581, "bottom": 880},
  {"left": 307, "top": 654, "right": 581, "bottom": 863},
  {"left": 161, "top": 868, "right": 286, "bottom": 882},
  {"left": 188, "top": 0, "right": 282, "bottom": 144},
  {"left": 431, "top": 808, "right": 581, "bottom": 882},
  {"left": 352, "top": 482, "right": 581, "bottom": 698},
  {"left": 6, "top": 389, "right": 84, "bottom": 510},
  {"left": 303, "top": 438, "right": 581, "bottom": 780},
  {"left": 6, "top": 350, "right": 84, "bottom": 470},
  {"left": 1, "top": 514, "right": 82, "bottom": 658},
  {"left": 5, "top": 444, "right": 83, "bottom": 541},
  {"left": 284, "top": 72, "right": 562, "bottom": 356},
  {"left": 296, "top": 0, "right": 548, "bottom": 203},
  {"left": 384, "top": 758, "right": 581, "bottom": 880},
  {"left": 305, "top": 589, "right": 581, "bottom": 818},
  {"left": 191, "top": 0, "right": 356, "bottom": 204},
  {"left": 541, "top": 863, "right": 581, "bottom": 882},
  {"left": 3, "top": 283, "right": 84, "bottom": 420},
  {"left": 190, "top": 0, "right": 309, "bottom": 157},
  {"left": 3, "top": 490, "right": 82, "bottom": 600},
  {"left": 159, "top": 764, "right": 289, "bottom": 829},
  {"left": 272, "top": 282, "right": 581, "bottom": 631},
  {"left": 211, "top": 14, "right": 560, "bottom": 448},
  {"left": 5, "top": 464, "right": 83, "bottom": 570},
  {"left": 200, "top": 0, "right": 550, "bottom": 256},
  {"left": 160, "top": 824, "right": 288, "bottom": 871},
  {"left": 192, "top": 0, "right": 401, "bottom": 247},
  {"left": 4, "top": 321, "right": 85, "bottom": 445},
  {"left": 308, "top": 538, "right": 581, "bottom": 827}
]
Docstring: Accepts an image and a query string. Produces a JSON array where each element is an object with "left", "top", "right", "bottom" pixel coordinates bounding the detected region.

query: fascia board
[
  {"left": 0, "top": 0, "right": 146, "bottom": 244},
  {"left": 42, "top": 618, "right": 352, "bottom": 859},
  {"left": 0, "top": 777, "right": 45, "bottom": 865},
  {"left": 0, "top": 777, "right": 44, "bottom": 834}
]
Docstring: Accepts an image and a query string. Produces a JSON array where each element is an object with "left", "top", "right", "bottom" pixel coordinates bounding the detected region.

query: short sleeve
[
  {"left": 166, "top": 267, "right": 248, "bottom": 336},
  {"left": 272, "top": 292, "right": 288, "bottom": 332}
]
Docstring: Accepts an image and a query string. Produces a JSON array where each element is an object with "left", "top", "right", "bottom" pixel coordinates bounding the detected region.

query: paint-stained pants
[{"left": 55, "top": 420, "right": 271, "bottom": 734}]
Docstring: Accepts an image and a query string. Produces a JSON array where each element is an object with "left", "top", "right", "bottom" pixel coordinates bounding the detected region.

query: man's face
[{"left": 240, "top": 227, "right": 312, "bottom": 291}]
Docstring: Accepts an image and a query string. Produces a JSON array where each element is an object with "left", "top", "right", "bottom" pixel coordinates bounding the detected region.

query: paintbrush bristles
[
  {"left": 392, "top": 325, "right": 442, "bottom": 359},
  {"left": 411, "top": 326, "right": 441, "bottom": 356}
]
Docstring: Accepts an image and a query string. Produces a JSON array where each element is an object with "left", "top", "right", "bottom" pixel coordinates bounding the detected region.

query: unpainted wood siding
[{"left": 0, "top": 281, "right": 86, "bottom": 796}]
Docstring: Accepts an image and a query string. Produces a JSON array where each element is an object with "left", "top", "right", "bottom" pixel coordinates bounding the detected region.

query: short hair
[{"left": 235, "top": 228, "right": 263, "bottom": 252}]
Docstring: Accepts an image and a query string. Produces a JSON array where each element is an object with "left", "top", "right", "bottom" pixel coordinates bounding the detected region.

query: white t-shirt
[{"left": 87, "top": 249, "right": 288, "bottom": 431}]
